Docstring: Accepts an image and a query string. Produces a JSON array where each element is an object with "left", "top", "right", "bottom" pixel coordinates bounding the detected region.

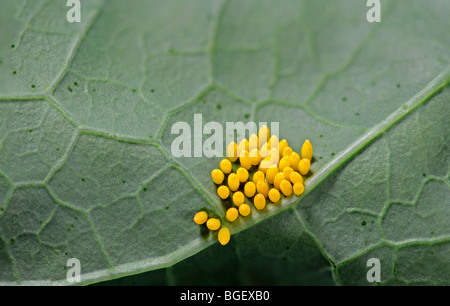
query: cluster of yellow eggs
[{"left": 193, "top": 125, "right": 313, "bottom": 246}]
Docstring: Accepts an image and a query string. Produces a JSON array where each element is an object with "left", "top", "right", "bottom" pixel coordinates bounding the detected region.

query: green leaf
[{"left": 0, "top": 0, "right": 449, "bottom": 285}]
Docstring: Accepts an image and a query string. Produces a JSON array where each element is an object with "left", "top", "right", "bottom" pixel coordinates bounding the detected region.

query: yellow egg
[
  {"left": 228, "top": 173, "right": 240, "bottom": 191},
  {"left": 218, "top": 227, "right": 231, "bottom": 245},
  {"left": 268, "top": 188, "right": 281, "bottom": 203},
  {"left": 298, "top": 158, "right": 311, "bottom": 175},
  {"left": 282, "top": 147, "right": 293, "bottom": 157},
  {"left": 239, "top": 203, "right": 251, "bottom": 217},
  {"left": 249, "top": 133, "right": 259, "bottom": 151},
  {"left": 253, "top": 193, "right": 266, "bottom": 210},
  {"left": 301, "top": 139, "right": 313, "bottom": 160},
  {"left": 249, "top": 148, "right": 262, "bottom": 166},
  {"left": 282, "top": 166, "right": 294, "bottom": 182},
  {"left": 278, "top": 156, "right": 290, "bottom": 171},
  {"left": 237, "top": 138, "right": 249, "bottom": 156},
  {"left": 236, "top": 167, "right": 249, "bottom": 183},
  {"left": 278, "top": 139, "right": 289, "bottom": 157},
  {"left": 217, "top": 185, "right": 230, "bottom": 199},
  {"left": 219, "top": 159, "right": 232, "bottom": 174},
  {"left": 244, "top": 181, "right": 256, "bottom": 198},
  {"left": 289, "top": 152, "right": 301, "bottom": 171},
  {"left": 252, "top": 171, "right": 265, "bottom": 184},
  {"left": 211, "top": 169, "right": 224, "bottom": 184},
  {"left": 258, "top": 125, "right": 270, "bottom": 145},
  {"left": 268, "top": 135, "right": 279, "bottom": 149},
  {"left": 227, "top": 141, "right": 238, "bottom": 162},
  {"left": 265, "top": 166, "right": 278, "bottom": 184},
  {"left": 206, "top": 218, "right": 221, "bottom": 230},
  {"left": 239, "top": 150, "right": 252, "bottom": 170},
  {"left": 273, "top": 172, "right": 285, "bottom": 190},
  {"left": 193, "top": 211, "right": 208, "bottom": 225},
  {"left": 256, "top": 181, "right": 269, "bottom": 197},
  {"left": 226, "top": 207, "right": 239, "bottom": 222},
  {"left": 280, "top": 180, "right": 293, "bottom": 197},
  {"left": 289, "top": 171, "right": 303, "bottom": 185},
  {"left": 232, "top": 191, "right": 245, "bottom": 206},
  {"left": 260, "top": 142, "right": 271, "bottom": 158},
  {"left": 293, "top": 182, "right": 305, "bottom": 196}
]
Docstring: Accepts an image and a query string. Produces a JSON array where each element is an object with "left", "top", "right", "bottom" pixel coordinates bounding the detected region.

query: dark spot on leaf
[
  {"left": 122, "top": 179, "right": 126, "bottom": 184},
  {"left": 12, "top": 71, "right": 17, "bottom": 75},
  {"left": 10, "top": 238, "right": 15, "bottom": 244},
  {"left": 244, "top": 113, "right": 250, "bottom": 119},
  {"left": 282, "top": 257, "right": 287, "bottom": 261},
  {"left": 56, "top": 147, "right": 59, "bottom": 151},
  {"left": 319, "top": 134, "right": 323, "bottom": 138},
  {"left": 29, "top": 129, "right": 33, "bottom": 133},
  {"left": 31, "top": 84, "right": 36, "bottom": 88},
  {"left": 319, "top": 156, "right": 323, "bottom": 159},
  {"left": 331, "top": 152, "right": 335, "bottom": 156},
  {"left": 422, "top": 173, "right": 426, "bottom": 177},
  {"left": 68, "top": 87, "right": 73, "bottom": 92},
  {"left": 64, "top": 252, "right": 68, "bottom": 256},
  {"left": 217, "top": 104, "right": 222, "bottom": 110},
  {"left": 81, "top": 178, "right": 85, "bottom": 182},
  {"left": 430, "top": 231, "right": 434, "bottom": 235},
  {"left": 74, "top": 82, "right": 78, "bottom": 86},
  {"left": 169, "top": 48, "right": 175, "bottom": 54},
  {"left": 361, "top": 220, "right": 367, "bottom": 226},
  {"left": 92, "top": 88, "right": 96, "bottom": 92},
  {"left": 143, "top": 187, "right": 147, "bottom": 192},
  {"left": 402, "top": 104, "right": 408, "bottom": 110},
  {"left": 150, "top": 89, "right": 155, "bottom": 93},
  {"left": 342, "top": 97, "right": 347, "bottom": 102},
  {"left": 11, "top": 45, "right": 15, "bottom": 49},
  {"left": 355, "top": 113, "right": 360, "bottom": 116},
  {"left": 286, "top": 246, "right": 290, "bottom": 250},
  {"left": 396, "top": 83, "right": 401, "bottom": 88},
  {"left": 132, "top": 88, "right": 137, "bottom": 92},
  {"left": 165, "top": 206, "right": 169, "bottom": 210}
]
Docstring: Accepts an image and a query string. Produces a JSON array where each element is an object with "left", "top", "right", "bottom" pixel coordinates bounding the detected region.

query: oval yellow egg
[
  {"left": 239, "top": 203, "right": 251, "bottom": 217},
  {"left": 211, "top": 169, "right": 224, "bottom": 184},
  {"left": 217, "top": 185, "right": 230, "bottom": 199},
  {"left": 268, "top": 188, "right": 280, "bottom": 203},
  {"left": 253, "top": 193, "right": 266, "bottom": 210},
  {"left": 226, "top": 207, "right": 239, "bottom": 222},
  {"left": 219, "top": 159, "right": 232, "bottom": 174},
  {"left": 193, "top": 211, "right": 208, "bottom": 225},
  {"left": 206, "top": 218, "right": 221, "bottom": 230},
  {"left": 280, "top": 180, "right": 293, "bottom": 197},
  {"left": 244, "top": 181, "right": 256, "bottom": 198},
  {"left": 218, "top": 227, "right": 231, "bottom": 245}
]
